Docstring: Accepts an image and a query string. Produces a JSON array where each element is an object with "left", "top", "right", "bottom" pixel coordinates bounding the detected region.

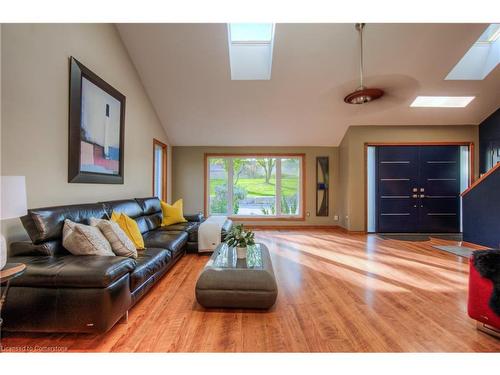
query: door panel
[
  {"left": 378, "top": 181, "right": 413, "bottom": 196},
  {"left": 418, "top": 146, "right": 460, "bottom": 233},
  {"left": 376, "top": 145, "right": 461, "bottom": 233},
  {"left": 376, "top": 146, "right": 419, "bottom": 232}
]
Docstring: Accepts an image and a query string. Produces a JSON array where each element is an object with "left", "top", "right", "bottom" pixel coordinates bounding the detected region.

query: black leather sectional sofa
[{"left": 3, "top": 197, "right": 232, "bottom": 334}]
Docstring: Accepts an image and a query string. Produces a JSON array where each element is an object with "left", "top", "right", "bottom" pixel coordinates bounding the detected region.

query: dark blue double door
[{"left": 376, "top": 145, "right": 461, "bottom": 233}]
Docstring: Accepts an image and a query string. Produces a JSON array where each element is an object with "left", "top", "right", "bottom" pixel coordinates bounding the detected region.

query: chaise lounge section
[{"left": 2, "top": 197, "right": 231, "bottom": 334}]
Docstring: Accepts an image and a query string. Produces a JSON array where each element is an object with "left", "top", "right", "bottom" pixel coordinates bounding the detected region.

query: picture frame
[
  {"left": 68, "top": 56, "right": 126, "bottom": 184},
  {"left": 316, "top": 156, "right": 329, "bottom": 216}
]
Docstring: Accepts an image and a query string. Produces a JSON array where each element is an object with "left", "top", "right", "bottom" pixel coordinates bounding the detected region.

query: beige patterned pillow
[
  {"left": 62, "top": 219, "right": 115, "bottom": 256},
  {"left": 90, "top": 218, "right": 138, "bottom": 259}
]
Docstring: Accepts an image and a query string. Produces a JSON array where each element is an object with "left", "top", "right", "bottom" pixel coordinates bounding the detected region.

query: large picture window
[{"left": 205, "top": 154, "right": 305, "bottom": 219}]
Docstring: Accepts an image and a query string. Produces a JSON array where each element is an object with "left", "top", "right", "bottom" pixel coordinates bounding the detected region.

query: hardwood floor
[{"left": 2, "top": 229, "right": 499, "bottom": 352}]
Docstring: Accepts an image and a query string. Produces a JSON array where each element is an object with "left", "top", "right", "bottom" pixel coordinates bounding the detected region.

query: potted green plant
[{"left": 224, "top": 224, "right": 255, "bottom": 259}]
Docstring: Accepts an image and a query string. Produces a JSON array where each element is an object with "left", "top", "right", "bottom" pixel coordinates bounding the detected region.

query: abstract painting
[
  {"left": 68, "top": 57, "right": 125, "bottom": 184},
  {"left": 316, "top": 156, "right": 329, "bottom": 216}
]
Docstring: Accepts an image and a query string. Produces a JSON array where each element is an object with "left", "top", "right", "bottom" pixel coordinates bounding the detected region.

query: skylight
[
  {"left": 446, "top": 24, "right": 500, "bottom": 80},
  {"left": 477, "top": 24, "right": 500, "bottom": 43},
  {"left": 410, "top": 96, "right": 475, "bottom": 108},
  {"left": 229, "top": 23, "right": 274, "bottom": 43},
  {"left": 227, "top": 23, "right": 275, "bottom": 80}
]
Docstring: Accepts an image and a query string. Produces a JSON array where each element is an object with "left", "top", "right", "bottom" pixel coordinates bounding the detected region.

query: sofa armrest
[
  {"left": 10, "top": 241, "right": 54, "bottom": 257},
  {"left": 184, "top": 213, "right": 204, "bottom": 223},
  {"left": 9, "top": 255, "right": 136, "bottom": 288}
]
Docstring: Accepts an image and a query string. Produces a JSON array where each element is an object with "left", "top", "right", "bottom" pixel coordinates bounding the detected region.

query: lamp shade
[{"left": 1, "top": 176, "right": 28, "bottom": 220}]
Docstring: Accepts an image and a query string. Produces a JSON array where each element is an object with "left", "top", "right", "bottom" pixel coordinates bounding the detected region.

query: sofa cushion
[
  {"left": 143, "top": 230, "right": 188, "bottom": 258},
  {"left": 136, "top": 197, "right": 161, "bottom": 215},
  {"left": 160, "top": 222, "right": 200, "bottom": 242},
  {"left": 160, "top": 219, "right": 231, "bottom": 244},
  {"left": 160, "top": 221, "right": 199, "bottom": 232},
  {"left": 9, "top": 255, "right": 136, "bottom": 288},
  {"left": 184, "top": 213, "right": 204, "bottom": 223},
  {"left": 102, "top": 199, "right": 143, "bottom": 218},
  {"left": 129, "top": 248, "right": 172, "bottom": 292},
  {"left": 20, "top": 203, "right": 108, "bottom": 245},
  {"left": 136, "top": 197, "right": 163, "bottom": 232},
  {"left": 102, "top": 199, "right": 149, "bottom": 234},
  {"left": 144, "top": 212, "right": 163, "bottom": 231},
  {"left": 9, "top": 240, "right": 69, "bottom": 257}
]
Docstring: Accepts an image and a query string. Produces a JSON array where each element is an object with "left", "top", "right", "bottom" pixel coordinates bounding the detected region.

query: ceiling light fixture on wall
[{"left": 344, "top": 23, "right": 384, "bottom": 104}]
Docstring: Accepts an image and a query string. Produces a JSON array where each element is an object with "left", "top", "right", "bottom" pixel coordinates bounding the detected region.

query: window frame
[
  {"left": 152, "top": 139, "right": 168, "bottom": 201},
  {"left": 204, "top": 153, "right": 306, "bottom": 221}
]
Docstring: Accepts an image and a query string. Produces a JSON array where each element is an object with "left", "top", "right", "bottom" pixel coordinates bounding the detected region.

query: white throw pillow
[
  {"left": 62, "top": 219, "right": 115, "bottom": 256},
  {"left": 89, "top": 217, "right": 138, "bottom": 259}
]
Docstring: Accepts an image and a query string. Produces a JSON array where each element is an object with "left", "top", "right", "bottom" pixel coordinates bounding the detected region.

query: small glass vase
[{"left": 236, "top": 246, "right": 247, "bottom": 259}]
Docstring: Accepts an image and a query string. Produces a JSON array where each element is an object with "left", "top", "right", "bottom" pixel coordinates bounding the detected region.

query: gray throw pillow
[
  {"left": 89, "top": 217, "right": 138, "bottom": 259},
  {"left": 62, "top": 219, "right": 115, "bottom": 256}
]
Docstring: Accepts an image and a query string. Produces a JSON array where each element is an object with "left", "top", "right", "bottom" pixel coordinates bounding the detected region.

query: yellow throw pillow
[
  {"left": 111, "top": 211, "right": 121, "bottom": 222},
  {"left": 111, "top": 211, "right": 145, "bottom": 250},
  {"left": 160, "top": 199, "right": 187, "bottom": 227}
]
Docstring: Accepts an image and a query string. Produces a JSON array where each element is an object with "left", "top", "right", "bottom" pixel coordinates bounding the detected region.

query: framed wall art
[
  {"left": 68, "top": 57, "right": 125, "bottom": 183},
  {"left": 316, "top": 156, "right": 329, "bottom": 216}
]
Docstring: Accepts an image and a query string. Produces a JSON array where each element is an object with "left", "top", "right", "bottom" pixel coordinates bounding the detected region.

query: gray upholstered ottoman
[{"left": 195, "top": 243, "right": 278, "bottom": 309}]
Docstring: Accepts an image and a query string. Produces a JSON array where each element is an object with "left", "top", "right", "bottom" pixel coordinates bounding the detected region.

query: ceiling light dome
[{"left": 344, "top": 23, "right": 384, "bottom": 104}]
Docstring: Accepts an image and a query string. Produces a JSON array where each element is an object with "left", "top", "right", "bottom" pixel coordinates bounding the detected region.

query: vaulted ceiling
[{"left": 117, "top": 23, "right": 500, "bottom": 146}]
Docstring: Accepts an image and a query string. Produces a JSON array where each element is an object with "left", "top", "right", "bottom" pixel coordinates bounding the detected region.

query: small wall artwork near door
[
  {"left": 316, "top": 156, "right": 329, "bottom": 216},
  {"left": 68, "top": 57, "right": 126, "bottom": 184}
]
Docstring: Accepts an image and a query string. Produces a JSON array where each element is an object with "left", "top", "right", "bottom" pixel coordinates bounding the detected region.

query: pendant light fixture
[{"left": 344, "top": 23, "right": 384, "bottom": 104}]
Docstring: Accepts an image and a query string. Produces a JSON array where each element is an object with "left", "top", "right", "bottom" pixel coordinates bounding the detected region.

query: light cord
[{"left": 358, "top": 23, "right": 365, "bottom": 89}]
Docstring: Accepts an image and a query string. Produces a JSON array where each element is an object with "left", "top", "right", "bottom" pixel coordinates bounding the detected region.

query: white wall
[{"left": 1, "top": 24, "right": 171, "bottom": 244}]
